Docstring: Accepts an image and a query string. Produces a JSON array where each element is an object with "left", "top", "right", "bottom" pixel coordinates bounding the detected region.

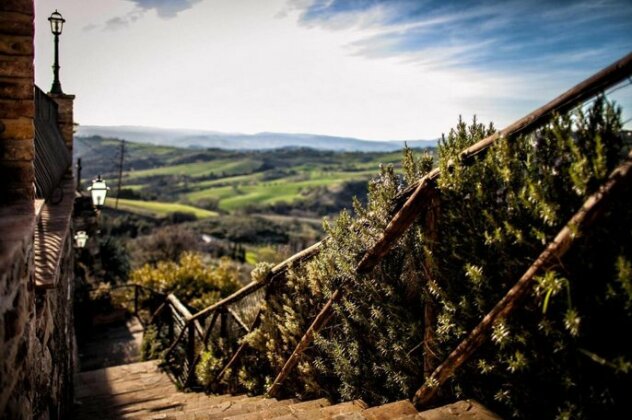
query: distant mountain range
[{"left": 76, "top": 125, "right": 437, "bottom": 152}]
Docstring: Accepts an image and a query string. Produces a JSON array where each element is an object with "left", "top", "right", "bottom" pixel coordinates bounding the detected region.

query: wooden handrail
[
  {"left": 267, "top": 290, "right": 340, "bottom": 397},
  {"left": 167, "top": 293, "right": 193, "bottom": 319},
  {"left": 264, "top": 51, "right": 632, "bottom": 398},
  {"left": 358, "top": 51, "right": 632, "bottom": 275},
  {"left": 167, "top": 294, "right": 204, "bottom": 338},
  {"left": 190, "top": 240, "right": 323, "bottom": 321},
  {"left": 128, "top": 52, "right": 632, "bottom": 394},
  {"left": 227, "top": 307, "right": 250, "bottom": 333},
  {"left": 413, "top": 148, "right": 632, "bottom": 407},
  {"left": 213, "top": 307, "right": 264, "bottom": 384}
]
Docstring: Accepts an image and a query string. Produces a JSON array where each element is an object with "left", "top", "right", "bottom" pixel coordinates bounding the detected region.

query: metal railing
[{"left": 34, "top": 86, "right": 71, "bottom": 201}]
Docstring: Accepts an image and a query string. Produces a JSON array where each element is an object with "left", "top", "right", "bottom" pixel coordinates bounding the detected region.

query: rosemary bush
[{"left": 226, "top": 98, "right": 631, "bottom": 418}]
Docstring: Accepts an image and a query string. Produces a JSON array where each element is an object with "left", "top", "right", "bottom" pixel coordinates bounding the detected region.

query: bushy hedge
[
  {"left": 219, "top": 99, "right": 631, "bottom": 419},
  {"left": 130, "top": 253, "right": 241, "bottom": 309}
]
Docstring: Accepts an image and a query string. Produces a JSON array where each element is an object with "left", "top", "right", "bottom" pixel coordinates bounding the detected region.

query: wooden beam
[
  {"left": 190, "top": 240, "right": 323, "bottom": 321},
  {"left": 227, "top": 307, "right": 250, "bottom": 333},
  {"left": 167, "top": 293, "right": 192, "bottom": 319},
  {"left": 148, "top": 300, "right": 168, "bottom": 325},
  {"left": 163, "top": 317, "right": 189, "bottom": 362},
  {"left": 358, "top": 51, "right": 632, "bottom": 275},
  {"left": 267, "top": 289, "right": 341, "bottom": 397},
  {"left": 183, "top": 353, "right": 202, "bottom": 388},
  {"left": 423, "top": 192, "right": 441, "bottom": 379},
  {"left": 202, "top": 310, "right": 220, "bottom": 350},
  {"left": 357, "top": 170, "right": 439, "bottom": 274},
  {"left": 220, "top": 309, "right": 229, "bottom": 339},
  {"left": 214, "top": 307, "right": 264, "bottom": 384},
  {"left": 167, "top": 294, "right": 204, "bottom": 338},
  {"left": 412, "top": 149, "right": 632, "bottom": 408}
]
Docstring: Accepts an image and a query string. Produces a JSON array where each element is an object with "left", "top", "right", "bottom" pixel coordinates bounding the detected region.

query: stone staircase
[{"left": 74, "top": 360, "right": 499, "bottom": 419}]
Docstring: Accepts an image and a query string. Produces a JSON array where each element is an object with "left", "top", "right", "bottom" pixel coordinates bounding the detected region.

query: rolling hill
[
  {"left": 76, "top": 125, "right": 437, "bottom": 152},
  {"left": 75, "top": 136, "right": 435, "bottom": 219}
]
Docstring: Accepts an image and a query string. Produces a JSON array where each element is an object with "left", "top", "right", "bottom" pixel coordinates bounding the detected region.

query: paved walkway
[
  {"left": 77, "top": 316, "right": 144, "bottom": 372},
  {"left": 73, "top": 359, "right": 500, "bottom": 419}
]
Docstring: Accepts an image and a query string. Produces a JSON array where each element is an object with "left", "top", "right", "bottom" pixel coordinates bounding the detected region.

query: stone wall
[
  {"left": 0, "top": 0, "right": 35, "bottom": 203},
  {"left": 0, "top": 0, "right": 76, "bottom": 418},
  {"left": 0, "top": 225, "right": 75, "bottom": 419},
  {"left": 49, "top": 93, "right": 75, "bottom": 155}
]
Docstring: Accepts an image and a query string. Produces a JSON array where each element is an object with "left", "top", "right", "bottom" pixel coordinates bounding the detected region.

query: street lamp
[
  {"left": 48, "top": 10, "right": 65, "bottom": 94},
  {"left": 74, "top": 231, "right": 89, "bottom": 248},
  {"left": 88, "top": 175, "right": 110, "bottom": 209}
]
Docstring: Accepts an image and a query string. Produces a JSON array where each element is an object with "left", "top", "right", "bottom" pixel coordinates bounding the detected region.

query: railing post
[
  {"left": 186, "top": 322, "right": 195, "bottom": 370},
  {"left": 203, "top": 310, "right": 220, "bottom": 350},
  {"left": 423, "top": 190, "right": 440, "bottom": 379},
  {"left": 220, "top": 308, "right": 228, "bottom": 340},
  {"left": 268, "top": 289, "right": 340, "bottom": 397},
  {"left": 168, "top": 307, "right": 174, "bottom": 341},
  {"left": 133, "top": 285, "right": 139, "bottom": 317}
]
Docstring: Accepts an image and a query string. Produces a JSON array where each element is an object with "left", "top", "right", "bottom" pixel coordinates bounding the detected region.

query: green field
[
  {"left": 185, "top": 169, "right": 378, "bottom": 210},
  {"left": 76, "top": 136, "right": 434, "bottom": 218},
  {"left": 126, "top": 158, "right": 263, "bottom": 179},
  {"left": 107, "top": 198, "right": 218, "bottom": 219}
]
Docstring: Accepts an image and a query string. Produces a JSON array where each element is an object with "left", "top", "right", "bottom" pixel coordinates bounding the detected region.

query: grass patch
[
  {"left": 126, "top": 158, "right": 262, "bottom": 179},
  {"left": 109, "top": 198, "right": 218, "bottom": 219}
]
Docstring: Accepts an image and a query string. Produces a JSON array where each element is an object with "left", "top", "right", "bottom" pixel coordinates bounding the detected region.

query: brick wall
[
  {"left": 0, "top": 0, "right": 35, "bottom": 203},
  {"left": 0, "top": 229, "right": 75, "bottom": 419},
  {"left": 49, "top": 93, "right": 75, "bottom": 155},
  {"left": 0, "top": 1, "right": 76, "bottom": 418}
]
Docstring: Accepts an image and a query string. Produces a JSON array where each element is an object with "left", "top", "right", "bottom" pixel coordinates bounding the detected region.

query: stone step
[
  {"left": 225, "top": 398, "right": 332, "bottom": 420},
  {"left": 73, "top": 360, "right": 499, "bottom": 420},
  {"left": 417, "top": 400, "right": 501, "bottom": 420},
  {"left": 362, "top": 400, "right": 420, "bottom": 420},
  {"left": 78, "top": 360, "right": 162, "bottom": 383},
  {"left": 272, "top": 400, "right": 367, "bottom": 420},
  {"left": 122, "top": 394, "right": 262, "bottom": 419},
  {"left": 77, "top": 382, "right": 176, "bottom": 404},
  {"left": 123, "top": 394, "right": 275, "bottom": 419},
  {"left": 153, "top": 396, "right": 294, "bottom": 420},
  {"left": 76, "top": 360, "right": 171, "bottom": 399}
]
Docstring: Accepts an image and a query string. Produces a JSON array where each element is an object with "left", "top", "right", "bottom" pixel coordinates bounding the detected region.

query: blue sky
[
  {"left": 297, "top": 0, "right": 631, "bottom": 74},
  {"left": 34, "top": 0, "right": 632, "bottom": 140}
]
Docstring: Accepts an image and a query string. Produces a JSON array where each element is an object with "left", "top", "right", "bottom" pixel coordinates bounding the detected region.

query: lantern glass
[
  {"left": 74, "top": 231, "right": 88, "bottom": 248},
  {"left": 48, "top": 10, "right": 65, "bottom": 35},
  {"left": 88, "top": 176, "right": 109, "bottom": 208}
]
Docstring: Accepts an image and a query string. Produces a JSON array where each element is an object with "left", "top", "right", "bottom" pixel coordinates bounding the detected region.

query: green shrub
[
  {"left": 140, "top": 325, "right": 163, "bottom": 361},
  {"left": 220, "top": 98, "right": 632, "bottom": 418},
  {"left": 130, "top": 253, "right": 241, "bottom": 309},
  {"left": 195, "top": 339, "right": 231, "bottom": 388}
]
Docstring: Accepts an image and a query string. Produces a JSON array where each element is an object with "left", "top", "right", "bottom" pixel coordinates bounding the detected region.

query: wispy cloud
[
  {"left": 89, "top": 0, "right": 203, "bottom": 31},
  {"left": 99, "top": 9, "right": 143, "bottom": 31},
  {"left": 127, "top": 0, "right": 202, "bottom": 19},
  {"left": 291, "top": 0, "right": 632, "bottom": 75}
]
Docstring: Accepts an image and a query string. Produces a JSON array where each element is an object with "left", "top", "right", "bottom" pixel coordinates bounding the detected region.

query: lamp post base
[{"left": 50, "top": 81, "right": 63, "bottom": 95}]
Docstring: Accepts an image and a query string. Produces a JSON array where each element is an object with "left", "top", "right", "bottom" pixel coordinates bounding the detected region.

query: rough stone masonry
[{"left": 1, "top": 0, "right": 77, "bottom": 418}]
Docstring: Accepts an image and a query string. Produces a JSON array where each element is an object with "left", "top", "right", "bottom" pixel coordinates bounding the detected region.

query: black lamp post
[{"left": 48, "top": 10, "right": 65, "bottom": 94}]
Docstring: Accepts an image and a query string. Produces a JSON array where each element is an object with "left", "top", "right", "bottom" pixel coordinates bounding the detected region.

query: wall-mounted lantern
[
  {"left": 87, "top": 175, "right": 109, "bottom": 209},
  {"left": 48, "top": 10, "right": 66, "bottom": 94},
  {"left": 74, "top": 231, "right": 89, "bottom": 248}
]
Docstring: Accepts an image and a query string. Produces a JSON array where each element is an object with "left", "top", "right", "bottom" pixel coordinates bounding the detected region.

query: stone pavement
[
  {"left": 77, "top": 315, "right": 144, "bottom": 372},
  {"left": 73, "top": 360, "right": 501, "bottom": 419}
]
